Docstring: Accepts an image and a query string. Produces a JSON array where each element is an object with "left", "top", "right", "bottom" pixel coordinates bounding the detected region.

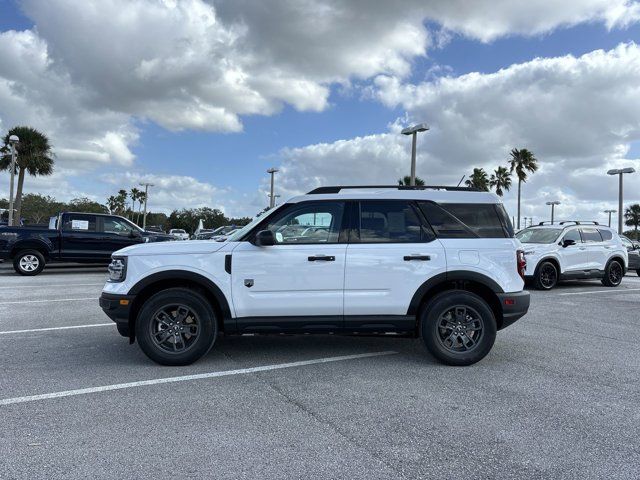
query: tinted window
[
  {"left": 581, "top": 228, "right": 603, "bottom": 243},
  {"left": 598, "top": 229, "right": 613, "bottom": 241},
  {"left": 62, "top": 214, "right": 97, "bottom": 232},
  {"left": 516, "top": 228, "right": 562, "bottom": 244},
  {"left": 266, "top": 201, "right": 345, "bottom": 244},
  {"left": 562, "top": 229, "right": 582, "bottom": 243},
  {"left": 621, "top": 236, "right": 633, "bottom": 247},
  {"left": 418, "top": 202, "right": 510, "bottom": 238},
  {"left": 102, "top": 217, "right": 136, "bottom": 235},
  {"left": 356, "top": 201, "right": 433, "bottom": 243}
]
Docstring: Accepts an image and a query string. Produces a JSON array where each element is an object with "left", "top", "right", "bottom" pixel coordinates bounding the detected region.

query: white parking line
[
  {"left": 0, "top": 283, "right": 103, "bottom": 290},
  {"left": 0, "top": 323, "right": 112, "bottom": 335},
  {"left": 0, "top": 351, "right": 398, "bottom": 406},
  {"left": 558, "top": 288, "right": 640, "bottom": 296},
  {"left": 0, "top": 297, "right": 97, "bottom": 305}
]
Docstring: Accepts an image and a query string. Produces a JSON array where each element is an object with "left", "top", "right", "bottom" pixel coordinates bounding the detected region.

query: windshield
[
  {"left": 172, "top": 229, "right": 186, "bottom": 234},
  {"left": 516, "top": 228, "right": 562, "bottom": 244},
  {"left": 226, "top": 205, "right": 283, "bottom": 242}
]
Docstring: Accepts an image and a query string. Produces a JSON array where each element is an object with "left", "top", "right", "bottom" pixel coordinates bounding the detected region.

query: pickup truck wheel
[
  {"left": 136, "top": 288, "right": 217, "bottom": 366},
  {"left": 13, "top": 250, "right": 45, "bottom": 276},
  {"left": 534, "top": 261, "right": 558, "bottom": 290},
  {"left": 636, "top": 269, "right": 640, "bottom": 277},
  {"left": 420, "top": 291, "right": 496, "bottom": 366},
  {"left": 601, "top": 260, "right": 623, "bottom": 287}
]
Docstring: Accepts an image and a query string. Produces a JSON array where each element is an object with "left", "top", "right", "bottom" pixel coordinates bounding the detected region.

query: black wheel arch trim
[
  {"left": 407, "top": 271, "right": 504, "bottom": 316},
  {"left": 605, "top": 255, "right": 626, "bottom": 274},
  {"left": 534, "top": 256, "right": 561, "bottom": 277}
]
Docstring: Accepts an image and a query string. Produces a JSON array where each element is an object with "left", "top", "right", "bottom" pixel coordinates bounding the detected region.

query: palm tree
[
  {"left": 625, "top": 204, "right": 640, "bottom": 239},
  {"left": 508, "top": 148, "right": 538, "bottom": 229},
  {"left": 464, "top": 168, "right": 489, "bottom": 191},
  {"left": 130, "top": 187, "right": 141, "bottom": 223},
  {"left": 0, "top": 126, "right": 54, "bottom": 223},
  {"left": 489, "top": 166, "right": 512, "bottom": 197},
  {"left": 398, "top": 176, "right": 426, "bottom": 186}
]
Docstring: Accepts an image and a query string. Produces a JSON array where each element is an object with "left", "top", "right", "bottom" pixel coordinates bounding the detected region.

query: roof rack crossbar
[{"left": 307, "top": 185, "right": 479, "bottom": 194}]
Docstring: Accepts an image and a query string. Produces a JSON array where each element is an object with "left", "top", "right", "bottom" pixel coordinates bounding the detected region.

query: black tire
[
  {"left": 601, "top": 260, "right": 623, "bottom": 287},
  {"left": 534, "top": 261, "right": 558, "bottom": 290},
  {"left": 13, "top": 250, "right": 46, "bottom": 276},
  {"left": 420, "top": 290, "right": 497, "bottom": 366},
  {"left": 636, "top": 269, "right": 640, "bottom": 277},
  {"left": 116, "top": 323, "right": 130, "bottom": 338},
  {"left": 136, "top": 287, "right": 217, "bottom": 366}
]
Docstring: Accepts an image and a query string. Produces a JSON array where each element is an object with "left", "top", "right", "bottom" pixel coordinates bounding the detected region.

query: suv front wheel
[
  {"left": 420, "top": 291, "right": 497, "bottom": 366},
  {"left": 534, "top": 261, "right": 558, "bottom": 290},
  {"left": 601, "top": 260, "right": 623, "bottom": 287},
  {"left": 136, "top": 288, "right": 218, "bottom": 366}
]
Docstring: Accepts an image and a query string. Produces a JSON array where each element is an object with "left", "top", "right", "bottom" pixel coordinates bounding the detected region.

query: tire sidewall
[
  {"left": 420, "top": 290, "right": 497, "bottom": 366},
  {"left": 534, "top": 261, "right": 557, "bottom": 290},
  {"left": 602, "top": 260, "right": 623, "bottom": 287},
  {"left": 136, "top": 288, "right": 217, "bottom": 366},
  {"left": 13, "top": 250, "right": 45, "bottom": 276}
]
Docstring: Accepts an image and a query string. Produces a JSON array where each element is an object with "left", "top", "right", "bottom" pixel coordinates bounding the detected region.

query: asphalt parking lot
[{"left": 1, "top": 265, "right": 639, "bottom": 480}]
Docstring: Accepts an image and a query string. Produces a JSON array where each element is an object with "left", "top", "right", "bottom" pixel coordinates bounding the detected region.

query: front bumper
[
  {"left": 496, "top": 291, "right": 530, "bottom": 330},
  {"left": 99, "top": 292, "right": 135, "bottom": 325}
]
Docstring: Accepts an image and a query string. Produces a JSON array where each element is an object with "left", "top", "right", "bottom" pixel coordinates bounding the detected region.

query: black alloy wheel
[
  {"left": 602, "top": 260, "right": 623, "bottom": 287},
  {"left": 534, "top": 261, "right": 558, "bottom": 290}
]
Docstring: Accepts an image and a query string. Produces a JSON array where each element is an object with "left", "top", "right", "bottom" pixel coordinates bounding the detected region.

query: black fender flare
[
  {"left": 533, "top": 256, "right": 561, "bottom": 278},
  {"left": 605, "top": 255, "right": 627, "bottom": 274},
  {"left": 407, "top": 270, "right": 504, "bottom": 316}
]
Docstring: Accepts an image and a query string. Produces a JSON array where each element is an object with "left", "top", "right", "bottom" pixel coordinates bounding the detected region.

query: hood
[{"left": 115, "top": 239, "right": 227, "bottom": 257}]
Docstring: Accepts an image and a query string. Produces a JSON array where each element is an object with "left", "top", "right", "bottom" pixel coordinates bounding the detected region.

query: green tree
[
  {"left": 464, "top": 168, "right": 490, "bottom": 191},
  {"left": 508, "top": 148, "right": 538, "bottom": 229},
  {"left": 129, "top": 187, "right": 141, "bottom": 223},
  {"left": 66, "top": 197, "right": 109, "bottom": 214},
  {"left": 624, "top": 204, "right": 640, "bottom": 238},
  {"left": 398, "top": 176, "right": 426, "bottom": 186},
  {"left": 20, "top": 193, "right": 63, "bottom": 223},
  {"left": 489, "top": 166, "right": 512, "bottom": 197},
  {"left": 1, "top": 126, "right": 55, "bottom": 224}
]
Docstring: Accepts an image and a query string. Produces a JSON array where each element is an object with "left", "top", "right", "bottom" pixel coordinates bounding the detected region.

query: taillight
[{"left": 517, "top": 249, "right": 526, "bottom": 279}]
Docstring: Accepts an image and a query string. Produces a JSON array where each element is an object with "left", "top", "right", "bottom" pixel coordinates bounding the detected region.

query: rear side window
[
  {"left": 581, "top": 228, "right": 603, "bottom": 243},
  {"left": 418, "top": 202, "right": 511, "bottom": 238},
  {"left": 598, "top": 229, "right": 613, "bottom": 241},
  {"left": 355, "top": 201, "right": 434, "bottom": 243},
  {"left": 62, "top": 214, "right": 97, "bottom": 232}
]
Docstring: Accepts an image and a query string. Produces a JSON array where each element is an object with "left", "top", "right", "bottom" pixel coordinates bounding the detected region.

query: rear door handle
[
  {"left": 308, "top": 255, "right": 335, "bottom": 262},
  {"left": 404, "top": 255, "right": 431, "bottom": 261}
]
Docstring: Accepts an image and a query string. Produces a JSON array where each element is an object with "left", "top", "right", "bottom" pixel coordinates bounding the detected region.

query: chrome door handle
[{"left": 404, "top": 255, "right": 431, "bottom": 261}]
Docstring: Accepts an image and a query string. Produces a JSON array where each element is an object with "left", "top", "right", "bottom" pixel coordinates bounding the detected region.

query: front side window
[
  {"left": 265, "top": 201, "right": 345, "bottom": 244},
  {"left": 581, "top": 228, "right": 603, "bottom": 243},
  {"left": 355, "top": 201, "right": 433, "bottom": 243},
  {"left": 562, "top": 229, "right": 582, "bottom": 244},
  {"left": 103, "top": 217, "right": 137, "bottom": 235},
  {"left": 62, "top": 214, "right": 97, "bottom": 232}
]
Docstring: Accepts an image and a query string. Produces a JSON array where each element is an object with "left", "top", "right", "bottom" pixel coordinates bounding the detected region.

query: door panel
[
  {"left": 60, "top": 214, "right": 103, "bottom": 260},
  {"left": 559, "top": 229, "right": 588, "bottom": 272},
  {"left": 581, "top": 228, "right": 606, "bottom": 270}
]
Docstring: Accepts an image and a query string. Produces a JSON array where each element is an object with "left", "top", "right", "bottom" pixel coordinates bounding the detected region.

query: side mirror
[
  {"left": 562, "top": 239, "right": 576, "bottom": 248},
  {"left": 129, "top": 229, "right": 141, "bottom": 239},
  {"left": 255, "top": 230, "right": 275, "bottom": 246}
]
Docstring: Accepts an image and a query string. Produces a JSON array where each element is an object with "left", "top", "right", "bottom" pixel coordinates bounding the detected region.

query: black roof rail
[
  {"left": 556, "top": 220, "right": 600, "bottom": 226},
  {"left": 307, "top": 185, "right": 479, "bottom": 194}
]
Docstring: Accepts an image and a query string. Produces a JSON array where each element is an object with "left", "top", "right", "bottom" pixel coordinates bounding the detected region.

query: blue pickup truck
[{"left": 0, "top": 212, "right": 173, "bottom": 275}]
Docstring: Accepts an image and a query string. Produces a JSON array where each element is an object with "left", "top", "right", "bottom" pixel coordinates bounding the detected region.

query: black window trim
[
  {"left": 561, "top": 228, "right": 583, "bottom": 244},
  {"left": 62, "top": 213, "right": 98, "bottom": 233}
]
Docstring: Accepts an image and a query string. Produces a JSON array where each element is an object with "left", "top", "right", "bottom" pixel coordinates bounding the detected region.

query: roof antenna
[{"left": 456, "top": 175, "right": 465, "bottom": 187}]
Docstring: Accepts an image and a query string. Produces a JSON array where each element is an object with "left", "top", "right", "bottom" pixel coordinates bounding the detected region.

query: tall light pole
[
  {"left": 546, "top": 201, "right": 560, "bottom": 224},
  {"left": 139, "top": 182, "right": 154, "bottom": 230},
  {"left": 267, "top": 167, "right": 279, "bottom": 209},
  {"left": 603, "top": 209, "right": 616, "bottom": 228},
  {"left": 401, "top": 123, "right": 429, "bottom": 186},
  {"left": 607, "top": 167, "right": 635, "bottom": 234},
  {"left": 7, "top": 135, "right": 19, "bottom": 226}
]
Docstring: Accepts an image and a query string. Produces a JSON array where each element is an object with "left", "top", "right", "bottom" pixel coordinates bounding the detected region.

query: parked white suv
[
  {"left": 516, "top": 222, "right": 627, "bottom": 290},
  {"left": 168, "top": 229, "right": 189, "bottom": 241},
  {"left": 100, "top": 185, "right": 530, "bottom": 367}
]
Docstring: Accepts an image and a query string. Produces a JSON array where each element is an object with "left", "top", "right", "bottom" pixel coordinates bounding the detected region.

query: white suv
[
  {"left": 100, "top": 185, "right": 530, "bottom": 367},
  {"left": 516, "top": 222, "right": 627, "bottom": 290}
]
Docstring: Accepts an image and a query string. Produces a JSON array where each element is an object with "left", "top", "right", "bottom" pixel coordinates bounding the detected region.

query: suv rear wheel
[
  {"left": 136, "top": 288, "right": 218, "bottom": 366},
  {"left": 601, "top": 260, "right": 623, "bottom": 287},
  {"left": 420, "top": 291, "right": 497, "bottom": 366},
  {"left": 534, "top": 261, "right": 558, "bottom": 290},
  {"left": 13, "top": 250, "right": 46, "bottom": 276}
]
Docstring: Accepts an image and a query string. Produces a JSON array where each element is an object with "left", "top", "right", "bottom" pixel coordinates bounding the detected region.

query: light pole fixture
[
  {"left": 139, "top": 182, "right": 154, "bottom": 230},
  {"left": 7, "top": 135, "right": 19, "bottom": 226},
  {"left": 546, "top": 201, "right": 561, "bottom": 224},
  {"left": 267, "top": 167, "right": 279, "bottom": 209},
  {"left": 607, "top": 167, "right": 636, "bottom": 234},
  {"left": 401, "top": 123, "right": 429, "bottom": 186},
  {"left": 603, "top": 209, "right": 616, "bottom": 228}
]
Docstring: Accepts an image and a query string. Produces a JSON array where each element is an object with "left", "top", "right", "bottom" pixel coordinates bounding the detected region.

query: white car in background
[
  {"left": 168, "top": 229, "right": 189, "bottom": 241},
  {"left": 516, "top": 221, "right": 627, "bottom": 290}
]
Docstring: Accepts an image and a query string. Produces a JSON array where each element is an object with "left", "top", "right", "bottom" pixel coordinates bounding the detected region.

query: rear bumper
[
  {"left": 99, "top": 292, "right": 134, "bottom": 325},
  {"left": 497, "top": 291, "right": 530, "bottom": 330}
]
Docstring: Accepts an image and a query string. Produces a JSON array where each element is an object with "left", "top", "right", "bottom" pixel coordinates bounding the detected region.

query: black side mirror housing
[
  {"left": 562, "top": 239, "right": 576, "bottom": 248},
  {"left": 130, "top": 229, "right": 142, "bottom": 238},
  {"left": 255, "top": 230, "right": 275, "bottom": 246}
]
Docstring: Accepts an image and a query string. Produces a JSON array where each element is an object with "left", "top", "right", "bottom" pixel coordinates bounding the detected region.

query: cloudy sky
[{"left": 1, "top": 0, "right": 640, "bottom": 225}]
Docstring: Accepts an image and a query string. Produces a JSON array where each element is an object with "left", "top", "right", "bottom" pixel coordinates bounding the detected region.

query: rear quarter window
[
  {"left": 418, "top": 202, "right": 513, "bottom": 238},
  {"left": 598, "top": 229, "right": 613, "bottom": 241}
]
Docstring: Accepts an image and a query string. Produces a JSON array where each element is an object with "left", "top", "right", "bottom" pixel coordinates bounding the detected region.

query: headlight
[{"left": 108, "top": 257, "right": 127, "bottom": 282}]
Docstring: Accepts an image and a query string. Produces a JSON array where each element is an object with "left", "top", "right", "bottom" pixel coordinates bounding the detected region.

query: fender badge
[{"left": 244, "top": 279, "right": 254, "bottom": 288}]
